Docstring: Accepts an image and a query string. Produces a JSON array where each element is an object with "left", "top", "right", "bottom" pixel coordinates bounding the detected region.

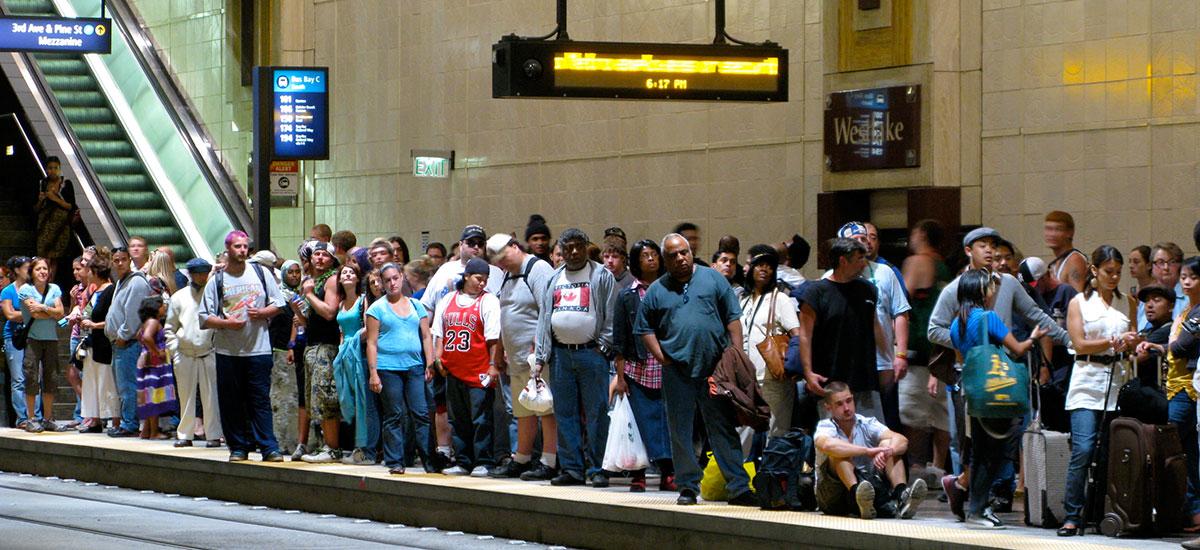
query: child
[
  {"left": 946, "top": 269, "right": 1044, "bottom": 530},
  {"left": 137, "top": 295, "right": 178, "bottom": 439}
]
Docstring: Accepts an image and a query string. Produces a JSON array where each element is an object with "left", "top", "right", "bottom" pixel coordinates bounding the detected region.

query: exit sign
[{"left": 412, "top": 149, "right": 453, "bottom": 178}]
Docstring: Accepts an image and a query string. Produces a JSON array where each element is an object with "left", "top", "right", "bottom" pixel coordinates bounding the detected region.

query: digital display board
[
  {"left": 0, "top": 15, "right": 111, "bottom": 54},
  {"left": 493, "top": 39, "right": 787, "bottom": 102},
  {"left": 271, "top": 68, "right": 328, "bottom": 160},
  {"left": 824, "top": 85, "right": 920, "bottom": 172}
]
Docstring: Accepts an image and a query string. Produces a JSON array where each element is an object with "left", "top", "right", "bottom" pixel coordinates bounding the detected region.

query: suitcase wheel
[{"left": 1099, "top": 513, "right": 1123, "bottom": 537}]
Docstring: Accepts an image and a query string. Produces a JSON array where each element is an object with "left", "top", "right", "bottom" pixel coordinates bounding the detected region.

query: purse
[
  {"left": 755, "top": 290, "right": 790, "bottom": 380},
  {"left": 11, "top": 322, "right": 29, "bottom": 351},
  {"left": 961, "top": 317, "right": 1030, "bottom": 419}
]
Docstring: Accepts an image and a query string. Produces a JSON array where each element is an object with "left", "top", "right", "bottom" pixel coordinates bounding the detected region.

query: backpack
[
  {"left": 214, "top": 263, "right": 269, "bottom": 318},
  {"left": 754, "top": 428, "right": 817, "bottom": 511},
  {"left": 502, "top": 257, "right": 543, "bottom": 297}
]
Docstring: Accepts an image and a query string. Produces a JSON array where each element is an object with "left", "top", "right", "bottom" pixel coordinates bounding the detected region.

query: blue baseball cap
[{"left": 837, "top": 222, "right": 868, "bottom": 239}]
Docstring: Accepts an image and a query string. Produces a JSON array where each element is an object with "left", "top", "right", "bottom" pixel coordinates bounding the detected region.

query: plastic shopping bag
[
  {"left": 518, "top": 375, "right": 554, "bottom": 414},
  {"left": 601, "top": 394, "right": 650, "bottom": 472},
  {"left": 700, "top": 452, "right": 757, "bottom": 502}
]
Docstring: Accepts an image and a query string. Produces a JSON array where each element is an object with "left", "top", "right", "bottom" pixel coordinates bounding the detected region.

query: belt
[
  {"left": 1077, "top": 354, "right": 1119, "bottom": 365},
  {"left": 553, "top": 340, "right": 597, "bottom": 351}
]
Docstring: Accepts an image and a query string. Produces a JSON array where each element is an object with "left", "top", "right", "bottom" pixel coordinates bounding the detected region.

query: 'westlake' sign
[
  {"left": 0, "top": 15, "right": 112, "bottom": 54},
  {"left": 824, "top": 85, "right": 920, "bottom": 172}
]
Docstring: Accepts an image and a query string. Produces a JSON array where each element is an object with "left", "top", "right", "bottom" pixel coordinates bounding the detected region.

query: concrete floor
[{"left": 0, "top": 472, "right": 559, "bottom": 550}]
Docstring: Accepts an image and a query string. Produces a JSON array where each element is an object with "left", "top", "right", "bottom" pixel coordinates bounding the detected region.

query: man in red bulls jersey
[{"left": 432, "top": 258, "right": 502, "bottom": 476}]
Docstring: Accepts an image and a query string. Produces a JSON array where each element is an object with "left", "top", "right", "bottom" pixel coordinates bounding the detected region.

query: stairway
[
  {"left": 0, "top": 198, "right": 35, "bottom": 262},
  {"left": 4, "top": 0, "right": 192, "bottom": 261}
]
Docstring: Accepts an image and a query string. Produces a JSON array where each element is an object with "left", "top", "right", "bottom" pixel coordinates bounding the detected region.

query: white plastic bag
[
  {"left": 602, "top": 394, "right": 650, "bottom": 472},
  {"left": 518, "top": 375, "right": 554, "bottom": 414}
]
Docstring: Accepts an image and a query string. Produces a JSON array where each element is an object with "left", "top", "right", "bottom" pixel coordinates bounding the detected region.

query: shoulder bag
[
  {"left": 756, "top": 290, "right": 790, "bottom": 380},
  {"left": 962, "top": 316, "right": 1030, "bottom": 419}
]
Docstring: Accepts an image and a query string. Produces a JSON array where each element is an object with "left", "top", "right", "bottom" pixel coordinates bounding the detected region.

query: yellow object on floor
[{"left": 700, "top": 451, "right": 756, "bottom": 501}]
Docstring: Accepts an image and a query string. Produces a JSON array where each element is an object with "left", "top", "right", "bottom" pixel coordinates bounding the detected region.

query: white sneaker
[
  {"left": 855, "top": 481, "right": 876, "bottom": 520},
  {"left": 342, "top": 448, "right": 373, "bottom": 465},
  {"left": 470, "top": 466, "right": 489, "bottom": 477},
  {"left": 899, "top": 478, "right": 928, "bottom": 519},
  {"left": 965, "top": 508, "right": 1005, "bottom": 529},
  {"left": 300, "top": 447, "right": 342, "bottom": 464},
  {"left": 290, "top": 444, "right": 306, "bottom": 461},
  {"left": 443, "top": 465, "right": 469, "bottom": 476}
]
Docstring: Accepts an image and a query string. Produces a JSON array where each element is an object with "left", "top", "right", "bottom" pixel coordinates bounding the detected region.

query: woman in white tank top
[{"left": 1058, "top": 246, "right": 1139, "bottom": 536}]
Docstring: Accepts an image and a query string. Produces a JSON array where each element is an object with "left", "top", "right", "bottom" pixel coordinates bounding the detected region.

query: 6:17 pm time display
[{"left": 645, "top": 78, "right": 688, "bottom": 90}]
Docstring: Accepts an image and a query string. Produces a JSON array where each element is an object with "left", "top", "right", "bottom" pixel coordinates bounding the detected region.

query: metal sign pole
[{"left": 251, "top": 66, "right": 271, "bottom": 250}]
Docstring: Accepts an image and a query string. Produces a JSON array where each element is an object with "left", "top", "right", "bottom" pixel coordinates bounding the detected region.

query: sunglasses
[{"left": 464, "top": 239, "right": 485, "bottom": 248}]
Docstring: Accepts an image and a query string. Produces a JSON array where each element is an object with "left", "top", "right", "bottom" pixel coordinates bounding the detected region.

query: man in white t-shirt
[
  {"left": 814, "top": 381, "right": 926, "bottom": 520},
  {"left": 421, "top": 225, "right": 504, "bottom": 311},
  {"left": 534, "top": 228, "right": 617, "bottom": 488}
]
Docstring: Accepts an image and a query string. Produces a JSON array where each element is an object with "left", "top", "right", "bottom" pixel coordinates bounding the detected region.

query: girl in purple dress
[{"left": 136, "top": 295, "right": 177, "bottom": 439}]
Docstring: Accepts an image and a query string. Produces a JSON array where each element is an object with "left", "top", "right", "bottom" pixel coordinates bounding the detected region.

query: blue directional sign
[
  {"left": 0, "top": 15, "right": 112, "bottom": 54},
  {"left": 271, "top": 68, "right": 328, "bottom": 160}
]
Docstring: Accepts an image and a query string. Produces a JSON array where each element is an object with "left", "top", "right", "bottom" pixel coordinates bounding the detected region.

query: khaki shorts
[{"left": 509, "top": 367, "right": 553, "bottom": 419}]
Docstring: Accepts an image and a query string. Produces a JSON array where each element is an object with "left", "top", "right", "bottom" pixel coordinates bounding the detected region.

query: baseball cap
[
  {"left": 837, "top": 222, "right": 868, "bottom": 239},
  {"left": 185, "top": 258, "right": 213, "bottom": 274},
  {"left": 461, "top": 225, "right": 487, "bottom": 242},
  {"left": 251, "top": 250, "right": 277, "bottom": 267},
  {"left": 486, "top": 233, "right": 515, "bottom": 262},
  {"left": 464, "top": 257, "right": 491, "bottom": 276},
  {"left": 962, "top": 227, "right": 1001, "bottom": 248},
  {"left": 1138, "top": 284, "right": 1178, "bottom": 303},
  {"left": 1017, "top": 256, "right": 1047, "bottom": 285}
]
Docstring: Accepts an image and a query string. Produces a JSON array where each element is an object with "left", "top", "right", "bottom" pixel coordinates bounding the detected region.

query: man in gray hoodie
[
  {"left": 104, "top": 246, "right": 155, "bottom": 437},
  {"left": 534, "top": 228, "right": 617, "bottom": 488}
]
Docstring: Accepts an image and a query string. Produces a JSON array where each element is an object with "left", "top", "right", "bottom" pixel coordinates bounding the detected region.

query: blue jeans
[
  {"left": 446, "top": 375, "right": 494, "bottom": 469},
  {"left": 550, "top": 346, "right": 610, "bottom": 479},
  {"left": 4, "top": 336, "right": 38, "bottom": 423},
  {"left": 215, "top": 354, "right": 279, "bottom": 456},
  {"left": 379, "top": 368, "right": 432, "bottom": 468},
  {"left": 967, "top": 417, "right": 1019, "bottom": 516},
  {"left": 1169, "top": 391, "right": 1200, "bottom": 515},
  {"left": 69, "top": 336, "right": 82, "bottom": 422},
  {"left": 1064, "top": 409, "right": 1103, "bottom": 523},
  {"left": 624, "top": 375, "right": 671, "bottom": 462},
  {"left": 112, "top": 342, "right": 141, "bottom": 432},
  {"left": 662, "top": 362, "right": 749, "bottom": 497}
]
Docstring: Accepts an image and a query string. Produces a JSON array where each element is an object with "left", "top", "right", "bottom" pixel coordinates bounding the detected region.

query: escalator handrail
[
  {"left": 104, "top": 0, "right": 255, "bottom": 235},
  {"left": 0, "top": 1, "right": 129, "bottom": 247}
]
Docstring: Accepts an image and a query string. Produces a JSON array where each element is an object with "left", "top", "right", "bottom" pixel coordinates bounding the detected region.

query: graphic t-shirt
[
  {"left": 199, "top": 264, "right": 286, "bottom": 357},
  {"left": 550, "top": 265, "right": 597, "bottom": 345}
]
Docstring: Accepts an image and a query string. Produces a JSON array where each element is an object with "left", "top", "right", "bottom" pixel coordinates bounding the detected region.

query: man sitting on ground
[{"left": 814, "top": 381, "right": 927, "bottom": 520}]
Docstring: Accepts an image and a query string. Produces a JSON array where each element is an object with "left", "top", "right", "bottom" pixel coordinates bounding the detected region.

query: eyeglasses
[
  {"left": 464, "top": 239, "right": 485, "bottom": 248},
  {"left": 1153, "top": 259, "right": 1182, "bottom": 267}
]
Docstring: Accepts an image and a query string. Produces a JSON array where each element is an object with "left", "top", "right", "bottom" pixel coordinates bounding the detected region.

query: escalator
[{"left": 0, "top": 0, "right": 253, "bottom": 260}]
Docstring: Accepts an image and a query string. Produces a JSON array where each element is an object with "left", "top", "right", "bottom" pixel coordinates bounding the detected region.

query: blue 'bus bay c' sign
[
  {"left": 271, "top": 68, "right": 328, "bottom": 160},
  {"left": 0, "top": 15, "right": 112, "bottom": 54}
]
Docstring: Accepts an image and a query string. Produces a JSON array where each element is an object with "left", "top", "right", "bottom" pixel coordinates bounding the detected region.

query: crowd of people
[{"left": 5, "top": 211, "right": 1200, "bottom": 546}]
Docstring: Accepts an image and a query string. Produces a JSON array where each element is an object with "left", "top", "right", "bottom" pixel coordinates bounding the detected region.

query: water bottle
[{"left": 295, "top": 325, "right": 306, "bottom": 346}]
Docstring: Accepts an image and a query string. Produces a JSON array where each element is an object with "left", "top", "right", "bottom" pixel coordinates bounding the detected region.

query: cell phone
[{"left": 479, "top": 373, "right": 492, "bottom": 388}]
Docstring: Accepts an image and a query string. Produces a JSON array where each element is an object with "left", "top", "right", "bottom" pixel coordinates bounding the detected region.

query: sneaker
[
  {"left": 389, "top": 466, "right": 406, "bottom": 475},
  {"left": 989, "top": 495, "right": 1013, "bottom": 514},
  {"left": 677, "top": 488, "right": 698, "bottom": 505},
  {"left": 630, "top": 474, "right": 647, "bottom": 493},
  {"left": 941, "top": 475, "right": 966, "bottom": 521},
  {"left": 550, "top": 472, "right": 584, "bottom": 486},
  {"left": 470, "top": 466, "right": 490, "bottom": 477},
  {"left": 899, "top": 478, "right": 928, "bottom": 519},
  {"left": 206, "top": 439, "right": 224, "bottom": 448},
  {"left": 290, "top": 444, "right": 306, "bottom": 461},
  {"left": 443, "top": 465, "right": 470, "bottom": 476},
  {"left": 229, "top": 451, "right": 249, "bottom": 462},
  {"left": 965, "top": 508, "right": 1005, "bottom": 529},
  {"left": 262, "top": 451, "right": 285, "bottom": 463},
  {"left": 107, "top": 427, "right": 137, "bottom": 438},
  {"left": 40, "top": 421, "right": 60, "bottom": 432},
  {"left": 519, "top": 462, "right": 555, "bottom": 481},
  {"left": 855, "top": 481, "right": 877, "bottom": 520},
  {"left": 300, "top": 447, "right": 342, "bottom": 464},
  {"left": 24, "top": 421, "right": 44, "bottom": 433},
  {"left": 342, "top": 448, "right": 373, "bottom": 465},
  {"left": 589, "top": 472, "right": 610, "bottom": 488},
  {"left": 489, "top": 459, "right": 531, "bottom": 478},
  {"left": 659, "top": 474, "right": 677, "bottom": 492}
]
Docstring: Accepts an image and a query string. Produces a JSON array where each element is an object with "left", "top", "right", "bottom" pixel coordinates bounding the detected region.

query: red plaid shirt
[{"left": 623, "top": 280, "right": 662, "bottom": 389}]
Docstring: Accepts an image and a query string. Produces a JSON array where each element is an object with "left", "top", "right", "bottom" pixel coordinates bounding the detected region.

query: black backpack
[{"left": 754, "top": 428, "right": 817, "bottom": 511}]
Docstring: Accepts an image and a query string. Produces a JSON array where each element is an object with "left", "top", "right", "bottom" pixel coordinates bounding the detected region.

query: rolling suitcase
[
  {"left": 1100, "top": 417, "right": 1188, "bottom": 536},
  {"left": 1023, "top": 377, "right": 1070, "bottom": 528}
]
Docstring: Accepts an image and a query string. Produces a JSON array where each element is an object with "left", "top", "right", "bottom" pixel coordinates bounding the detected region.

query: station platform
[{"left": 0, "top": 428, "right": 1185, "bottom": 550}]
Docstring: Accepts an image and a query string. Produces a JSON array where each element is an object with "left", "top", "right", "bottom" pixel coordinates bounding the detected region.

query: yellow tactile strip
[{"left": 0, "top": 429, "right": 1169, "bottom": 550}]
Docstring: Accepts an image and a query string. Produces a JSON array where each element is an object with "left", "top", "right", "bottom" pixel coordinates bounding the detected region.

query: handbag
[
  {"left": 753, "top": 291, "right": 790, "bottom": 380},
  {"left": 961, "top": 316, "right": 1030, "bottom": 418}
]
